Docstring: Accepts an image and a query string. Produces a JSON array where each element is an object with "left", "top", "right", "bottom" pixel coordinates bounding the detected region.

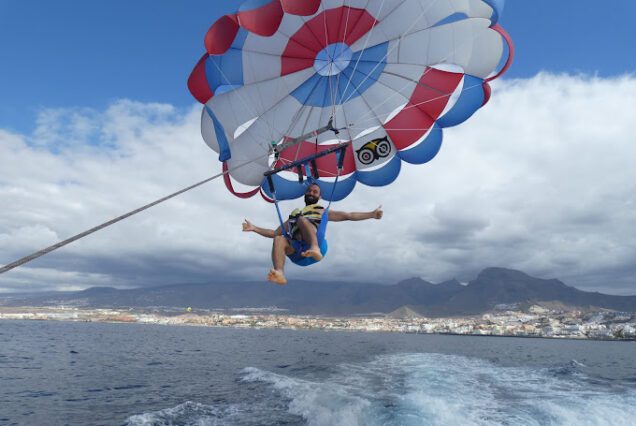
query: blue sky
[
  {"left": 1, "top": 1, "right": 636, "bottom": 294},
  {"left": 1, "top": 1, "right": 635, "bottom": 134}
]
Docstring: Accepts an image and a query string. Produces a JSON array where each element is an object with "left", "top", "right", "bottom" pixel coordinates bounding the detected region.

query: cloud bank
[{"left": 1, "top": 73, "right": 635, "bottom": 294}]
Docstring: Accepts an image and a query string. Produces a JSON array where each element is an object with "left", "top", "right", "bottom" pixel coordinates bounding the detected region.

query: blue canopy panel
[
  {"left": 316, "top": 177, "right": 357, "bottom": 201},
  {"left": 204, "top": 29, "right": 248, "bottom": 96},
  {"left": 204, "top": 106, "right": 231, "bottom": 162},
  {"left": 483, "top": 0, "right": 505, "bottom": 24},
  {"left": 437, "top": 75, "right": 486, "bottom": 128},
  {"left": 261, "top": 174, "right": 306, "bottom": 200},
  {"left": 397, "top": 123, "right": 444, "bottom": 165},
  {"left": 356, "top": 155, "right": 401, "bottom": 187},
  {"left": 260, "top": 173, "right": 357, "bottom": 202}
]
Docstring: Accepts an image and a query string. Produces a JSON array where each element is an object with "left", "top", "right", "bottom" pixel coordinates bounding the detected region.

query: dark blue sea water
[{"left": 1, "top": 320, "right": 635, "bottom": 425}]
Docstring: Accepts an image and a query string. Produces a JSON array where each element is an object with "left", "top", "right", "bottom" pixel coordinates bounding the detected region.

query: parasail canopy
[{"left": 189, "top": 0, "right": 514, "bottom": 202}]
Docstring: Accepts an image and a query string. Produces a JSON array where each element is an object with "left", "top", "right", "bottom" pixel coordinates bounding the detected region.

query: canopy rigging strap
[
  {"left": 0, "top": 152, "right": 272, "bottom": 275},
  {"left": 265, "top": 142, "right": 349, "bottom": 240},
  {"left": 273, "top": 116, "right": 348, "bottom": 157}
]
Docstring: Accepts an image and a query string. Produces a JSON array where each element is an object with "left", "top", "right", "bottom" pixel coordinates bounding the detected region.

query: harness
[{"left": 265, "top": 143, "right": 348, "bottom": 266}]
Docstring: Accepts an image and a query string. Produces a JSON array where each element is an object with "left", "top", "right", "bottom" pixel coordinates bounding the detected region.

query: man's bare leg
[
  {"left": 268, "top": 235, "right": 292, "bottom": 285},
  {"left": 296, "top": 217, "right": 322, "bottom": 261}
]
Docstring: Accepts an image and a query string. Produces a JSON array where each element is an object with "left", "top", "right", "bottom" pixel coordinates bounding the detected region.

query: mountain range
[{"left": 1, "top": 267, "right": 635, "bottom": 316}]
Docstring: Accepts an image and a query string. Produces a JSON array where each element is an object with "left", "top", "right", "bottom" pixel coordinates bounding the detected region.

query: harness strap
[
  {"left": 266, "top": 176, "right": 291, "bottom": 239},
  {"left": 316, "top": 148, "right": 345, "bottom": 242}
]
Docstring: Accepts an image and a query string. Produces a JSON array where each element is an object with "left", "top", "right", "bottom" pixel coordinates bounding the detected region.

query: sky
[{"left": 1, "top": 0, "right": 635, "bottom": 294}]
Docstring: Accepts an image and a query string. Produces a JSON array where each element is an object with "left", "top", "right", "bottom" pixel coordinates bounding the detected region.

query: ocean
[{"left": 1, "top": 320, "right": 635, "bottom": 425}]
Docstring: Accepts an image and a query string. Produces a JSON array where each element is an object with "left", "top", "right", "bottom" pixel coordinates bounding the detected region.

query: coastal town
[{"left": 1, "top": 305, "right": 635, "bottom": 340}]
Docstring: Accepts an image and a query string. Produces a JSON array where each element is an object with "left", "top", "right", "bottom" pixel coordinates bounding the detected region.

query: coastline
[{"left": 1, "top": 306, "right": 635, "bottom": 341}]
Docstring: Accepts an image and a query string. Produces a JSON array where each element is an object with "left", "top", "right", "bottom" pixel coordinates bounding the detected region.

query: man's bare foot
[
  {"left": 301, "top": 246, "right": 323, "bottom": 261},
  {"left": 267, "top": 269, "right": 287, "bottom": 285}
]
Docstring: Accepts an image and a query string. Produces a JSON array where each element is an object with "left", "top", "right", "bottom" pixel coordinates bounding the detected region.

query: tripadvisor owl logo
[{"left": 356, "top": 136, "right": 392, "bottom": 165}]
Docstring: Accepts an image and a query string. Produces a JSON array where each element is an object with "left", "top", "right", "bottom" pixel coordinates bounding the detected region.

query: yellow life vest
[
  {"left": 288, "top": 204, "right": 324, "bottom": 238},
  {"left": 289, "top": 204, "right": 324, "bottom": 221}
]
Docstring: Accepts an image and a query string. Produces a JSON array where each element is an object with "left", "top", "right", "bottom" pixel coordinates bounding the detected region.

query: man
[{"left": 242, "top": 183, "right": 383, "bottom": 285}]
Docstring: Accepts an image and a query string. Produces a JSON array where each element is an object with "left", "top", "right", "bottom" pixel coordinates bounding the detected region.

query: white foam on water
[
  {"left": 242, "top": 353, "right": 636, "bottom": 426},
  {"left": 374, "top": 354, "right": 636, "bottom": 425},
  {"left": 242, "top": 366, "right": 372, "bottom": 426},
  {"left": 124, "top": 400, "right": 241, "bottom": 426}
]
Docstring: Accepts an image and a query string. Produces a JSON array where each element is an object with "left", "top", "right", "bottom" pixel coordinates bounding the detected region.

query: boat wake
[{"left": 125, "top": 353, "right": 636, "bottom": 426}]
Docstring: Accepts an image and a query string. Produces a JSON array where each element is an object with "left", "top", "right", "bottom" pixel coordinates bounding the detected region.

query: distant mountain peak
[
  {"left": 477, "top": 267, "right": 531, "bottom": 279},
  {"left": 437, "top": 278, "right": 462, "bottom": 287},
  {"left": 396, "top": 277, "right": 434, "bottom": 288},
  {"left": 472, "top": 267, "right": 569, "bottom": 290}
]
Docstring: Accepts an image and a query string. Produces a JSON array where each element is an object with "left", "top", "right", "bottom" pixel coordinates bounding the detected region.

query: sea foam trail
[
  {"left": 125, "top": 353, "right": 636, "bottom": 426},
  {"left": 124, "top": 401, "right": 233, "bottom": 426},
  {"left": 242, "top": 366, "right": 371, "bottom": 426},
  {"left": 243, "top": 353, "right": 636, "bottom": 426}
]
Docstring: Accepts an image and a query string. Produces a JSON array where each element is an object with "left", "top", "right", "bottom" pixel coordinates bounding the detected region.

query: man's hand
[
  {"left": 242, "top": 219, "right": 255, "bottom": 232},
  {"left": 373, "top": 205, "right": 383, "bottom": 220}
]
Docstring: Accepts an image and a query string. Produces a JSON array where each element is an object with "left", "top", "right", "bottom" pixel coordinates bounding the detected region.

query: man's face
[{"left": 304, "top": 184, "right": 321, "bottom": 205}]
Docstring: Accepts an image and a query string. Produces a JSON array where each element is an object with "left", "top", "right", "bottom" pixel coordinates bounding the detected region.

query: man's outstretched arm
[
  {"left": 328, "top": 205, "right": 383, "bottom": 222},
  {"left": 242, "top": 219, "right": 284, "bottom": 238}
]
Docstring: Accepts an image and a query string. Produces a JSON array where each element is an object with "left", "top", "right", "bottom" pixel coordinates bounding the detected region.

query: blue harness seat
[{"left": 288, "top": 238, "right": 328, "bottom": 266}]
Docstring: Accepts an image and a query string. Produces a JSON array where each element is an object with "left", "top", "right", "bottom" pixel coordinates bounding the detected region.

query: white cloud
[{"left": 1, "top": 74, "right": 635, "bottom": 294}]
